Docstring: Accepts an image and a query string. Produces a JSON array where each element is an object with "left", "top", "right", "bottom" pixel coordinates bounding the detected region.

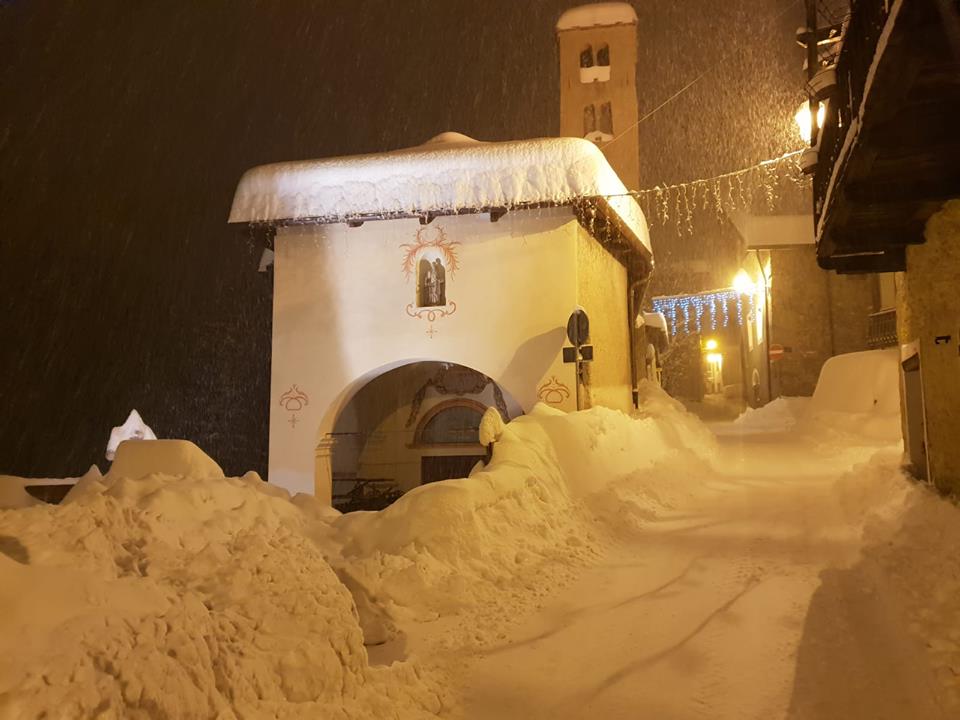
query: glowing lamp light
[
  {"left": 704, "top": 338, "right": 719, "bottom": 351},
  {"left": 795, "top": 101, "right": 826, "bottom": 145},
  {"left": 706, "top": 353, "right": 723, "bottom": 365},
  {"left": 732, "top": 270, "right": 755, "bottom": 296}
]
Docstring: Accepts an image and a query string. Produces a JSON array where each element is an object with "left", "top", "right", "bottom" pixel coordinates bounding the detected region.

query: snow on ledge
[
  {"left": 229, "top": 132, "right": 651, "bottom": 255},
  {"left": 556, "top": 3, "right": 638, "bottom": 31}
]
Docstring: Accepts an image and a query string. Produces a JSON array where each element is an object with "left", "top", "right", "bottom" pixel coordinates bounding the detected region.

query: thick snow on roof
[
  {"left": 556, "top": 2, "right": 638, "bottom": 31},
  {"left": 229, "top": 132, "right": 650, "bottom": 254}
]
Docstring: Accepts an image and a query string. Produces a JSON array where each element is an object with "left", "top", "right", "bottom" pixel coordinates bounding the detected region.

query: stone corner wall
[{"left": 899, "top": 199, "right": 960, "bottom": 494}]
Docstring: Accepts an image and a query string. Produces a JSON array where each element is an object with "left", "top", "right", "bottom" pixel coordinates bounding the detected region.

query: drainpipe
[
  {"left": 628, "top": 274, "right": 647, "bottom": 408},
  {"left": 762, "top": 255, "right": 773, "bottom": 402}
]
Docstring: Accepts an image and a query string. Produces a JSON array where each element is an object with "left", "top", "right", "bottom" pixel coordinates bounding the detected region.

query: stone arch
[{"left": 316, "top": 359, "right": 522, "bottom": 508}]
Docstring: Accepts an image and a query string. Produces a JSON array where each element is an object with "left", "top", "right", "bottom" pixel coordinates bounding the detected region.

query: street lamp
[{"left": 795, "top": 101, "right": 825, "bottom": 145}]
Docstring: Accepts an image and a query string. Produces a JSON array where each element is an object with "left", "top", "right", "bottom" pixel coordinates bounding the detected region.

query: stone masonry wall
[{"left": 898, "top": 199, "right": 960, "bottom": 495}]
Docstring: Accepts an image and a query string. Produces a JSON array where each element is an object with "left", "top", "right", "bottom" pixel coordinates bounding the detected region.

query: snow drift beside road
[
  {"left": 834, "top": 454, "right": 960, "bottom": 715},
  {"left": 332, "top": 385, "right": 717, "bottom": 638},
  {"left": 729, "top": 349, "right": 902, "bottom": 443}
]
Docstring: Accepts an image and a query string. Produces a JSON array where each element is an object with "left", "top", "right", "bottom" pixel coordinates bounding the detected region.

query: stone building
[
  {"left": 556, "top": 2, "right": 640, "bottom": 190},
  {"left": 229, "top": 133, "right": 652, "bottom": 500},
  {"left": 805, "top": 0, "right": 960, "bottom": 492}
]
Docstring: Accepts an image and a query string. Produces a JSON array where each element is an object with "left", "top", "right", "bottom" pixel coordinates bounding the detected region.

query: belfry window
[
  {"left": 584, "top": 102, "right": 613, "bottom": 144},
  {"left": 580, "top": 43, "right": 611, "bottom": 83},
  {"left": 596, "top": 44, "right": 610, "bottom": 67},
  {"left": 583, "top": 104, "right": 597, "bottom": 136},
  {"left": 579, "top": 45, "right": 594, "bottom": 68},
  {"left": 599, "top": 102, "right": 613, "bottom": 135}
]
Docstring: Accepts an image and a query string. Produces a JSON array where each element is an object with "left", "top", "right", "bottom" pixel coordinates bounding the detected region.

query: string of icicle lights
[
  {"left": 652, "top": 288, "right": 757, "bottom": 336},
  {"left": 605, "top": 149, "right": 806, "bottom": 238}
]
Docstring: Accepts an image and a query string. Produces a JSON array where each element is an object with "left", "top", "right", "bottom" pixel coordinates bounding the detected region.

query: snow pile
[
  {"left": 0, "top": 383, "right": 718, "bottom": 715},
  {"left": 836, "top": 458, "right": 960, "bottom": 714},
  {"left": 106, "top": 438, "right": 223, "bottom": 481},
  {"left": 556, "top": 2, "right": 638, "bottom": 31},
  {"left": 0, "top": 465, "right": 104, "bottom": 510},
  {"left": 808, "top": 348, "right": 901, "bottom": 442},
  {"left": 0, "top": 475, "right": 41, "bottom": 510},
  {"left": 105, "top": 409, "right": 157, "bottom": 461},
  {"left": 0, "top": 443, "right": 441, "bottom": 719},
  {"left": 730, "top": 396, "right": 810, "bottom": 433},
  {"left": 728, "top": 349, "right": 902, "bottom": 443},
  {"left": 331, "top": 383, "right": 717, "bottom": 644},
  {"left": 228, "top": 133, "right": 649, "bottom": 256}
]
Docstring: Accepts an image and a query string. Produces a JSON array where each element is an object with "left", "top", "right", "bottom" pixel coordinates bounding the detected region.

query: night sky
[{"left": 0, "top": 1, "right": 804, "bottom": 479}]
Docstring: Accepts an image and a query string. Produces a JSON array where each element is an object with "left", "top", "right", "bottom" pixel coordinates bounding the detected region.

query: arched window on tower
[
  {"left": 596, "top": 44, "right": 610, "bottom": 67},
  {"left": 580, "top": 42, "right": 611, "bottom": 83},
  {"left": 585, "top": 103, "right": 613, "bottom": 145},
  {"left": 599, "top": 102, "right": 613, "bottom": 135},
  {"left": 579, "top": 45, "right": 594, "bottom": 68},
  {"left": 583, "top": 104, "right": 597, "bottom": 137}
]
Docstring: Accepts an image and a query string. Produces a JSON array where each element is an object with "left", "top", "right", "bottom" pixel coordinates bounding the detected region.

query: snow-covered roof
[
  {"left": 556, "top": 3, "right": 638, "bottom": 31},
  {"left": 229, "top": 132, "right": 651, "bottom": 257}
]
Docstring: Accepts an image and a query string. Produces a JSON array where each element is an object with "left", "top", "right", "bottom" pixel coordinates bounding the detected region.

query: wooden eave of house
[{"left": 814, "top": 0, "right": 960, "bottom": 273}]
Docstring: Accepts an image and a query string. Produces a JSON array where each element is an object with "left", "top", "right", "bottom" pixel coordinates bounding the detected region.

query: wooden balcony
[
  {"left": 866, "top": 307, "right": 898, "bottom": 348},
  {"left": 813, "top": 0, "right": 960, "bottom": 273}
]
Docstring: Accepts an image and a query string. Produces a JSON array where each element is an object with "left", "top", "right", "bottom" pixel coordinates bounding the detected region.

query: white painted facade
[{"left": 231, "top": 135, "right": 652, "bottom": 500}]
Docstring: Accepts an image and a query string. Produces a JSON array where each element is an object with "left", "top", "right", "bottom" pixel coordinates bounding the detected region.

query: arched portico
[{"left": 314, "top": 359, "right": 525, "bottom": 506}]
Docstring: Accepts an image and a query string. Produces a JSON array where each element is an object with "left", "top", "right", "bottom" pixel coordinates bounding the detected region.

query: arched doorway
[{"left": 330, "top": 362, "right": 521, "bottom": 512}]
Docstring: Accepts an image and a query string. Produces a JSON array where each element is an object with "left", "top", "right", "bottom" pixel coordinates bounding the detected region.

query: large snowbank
[
  {"left": 0, "top": 382, "right": 717, "bottom": 716},
  {"left": 0, "top": 450, "right": 441, "bottom": 719},
  {"left": 556, "top": 3, "right": 638, "bottom": 31},
  {"left": 331, "top": 384, "right": 717, "bottom": 646},
  {"left": 834, "top": 456, "right": 960, "bottom": 715},
  {"left": 729, "top": 349, "right": 902, "bottom": 443},
  {"left": 228, "top": 133, "right": 650, "bottom": 256}
]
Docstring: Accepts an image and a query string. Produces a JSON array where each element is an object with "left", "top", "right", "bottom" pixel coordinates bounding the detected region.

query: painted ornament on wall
[
  {"left": 279, "top": 384, "right": 309, "bottom": 428},
  {"left": 401, "top": 226, "right": 460, "bottom": 337},
  {"left": 537, "top": 377, "right": 571, "bottom": 406}
]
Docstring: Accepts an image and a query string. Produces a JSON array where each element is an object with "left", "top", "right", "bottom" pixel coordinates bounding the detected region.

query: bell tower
[{"left": 556, "top": 3, "right": 640, "bottom": 190}]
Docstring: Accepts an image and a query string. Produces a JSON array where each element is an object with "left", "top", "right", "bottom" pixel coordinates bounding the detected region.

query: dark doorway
[{"left": 421, "top": 455, "right": 486, "bottom": 485}]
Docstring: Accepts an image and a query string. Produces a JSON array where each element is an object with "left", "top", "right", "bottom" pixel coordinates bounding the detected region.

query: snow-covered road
[{"left": 447, "top": 429, "right": 948, "bottom": 720}]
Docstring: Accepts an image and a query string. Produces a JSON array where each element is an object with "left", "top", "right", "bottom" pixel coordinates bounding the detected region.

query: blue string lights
[{"left": 652, "top": 288, "right": 756, "bottom": 336}]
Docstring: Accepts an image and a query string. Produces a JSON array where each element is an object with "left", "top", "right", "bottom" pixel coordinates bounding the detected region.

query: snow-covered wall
[{"left": 271, "top": 209, "right": 588, "bottom": 498}]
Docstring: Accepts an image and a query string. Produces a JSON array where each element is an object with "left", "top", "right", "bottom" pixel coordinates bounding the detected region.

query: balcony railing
[
  {"left": 867, "top": 307, "right": 898, "bottom": 349},
  {"left": 813, "top": 0, "right": 896, "bottom": 232}
]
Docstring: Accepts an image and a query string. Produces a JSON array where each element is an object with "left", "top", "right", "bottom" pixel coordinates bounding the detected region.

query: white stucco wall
[{"left": 270, "top": 209, "right": 585, "bottom": 496}]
